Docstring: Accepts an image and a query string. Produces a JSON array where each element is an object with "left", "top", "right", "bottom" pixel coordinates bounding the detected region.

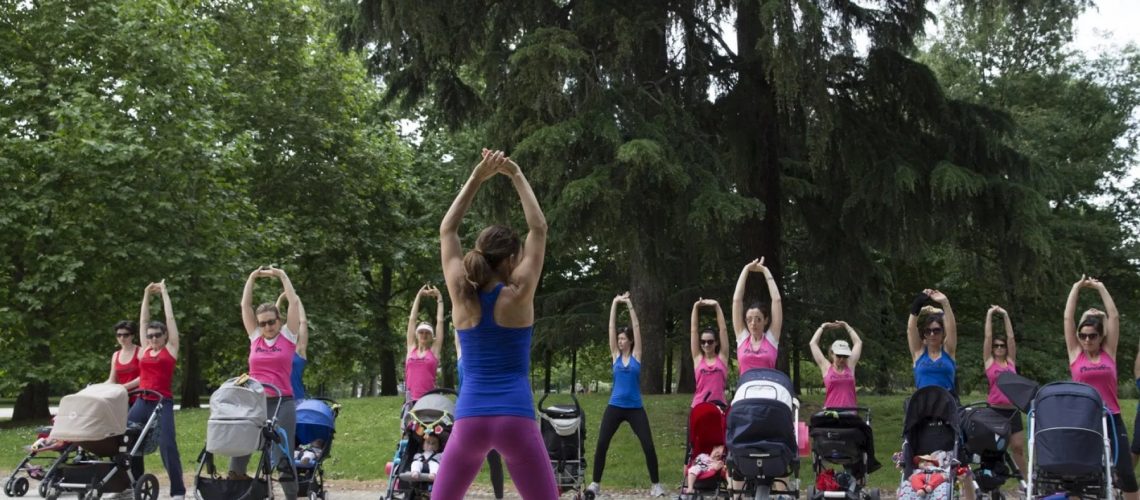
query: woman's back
[{"left": 454, "top": 284, "right": 535, "bottom": 419}]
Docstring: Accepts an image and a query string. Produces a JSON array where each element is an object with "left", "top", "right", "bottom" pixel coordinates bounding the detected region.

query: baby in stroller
[
  {"left": 295, "top": 439, "right": 324, "bottom": 467},
  {"left": 684, "top": 445, "right": 726, "bottom": 495},
  {"left": 407, "top": 434, "right": 443, "bottom": 482},
  {"left": 909, "top": 452, "right": 951, "bottom": 497}
]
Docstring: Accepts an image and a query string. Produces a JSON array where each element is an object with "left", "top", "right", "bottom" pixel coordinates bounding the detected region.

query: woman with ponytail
[{"left": 433, "top": 149, "right": 556, "bottom": 499}]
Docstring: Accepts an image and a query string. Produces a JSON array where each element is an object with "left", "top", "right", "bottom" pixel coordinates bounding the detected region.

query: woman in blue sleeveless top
[
  {"left": 907, "top": 289, "right": 975, "bottom": 499},
  {"left": 587, "top": 292, "right": 665, "bottom": 497},
  {"left": 433, "top": 149, "right": 557, "bottom": 499},
  {"left": 907, "top": 289, "right": 959, "bottom": 393},
  {"left": 277, "top": 292, "right": 310, "bottom": 399}
]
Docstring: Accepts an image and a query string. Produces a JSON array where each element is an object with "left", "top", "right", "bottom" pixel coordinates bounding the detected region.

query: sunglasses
[
  {"left": 700, "top": 339, "right": 717, "bottom": 345},
  {"left": 1078, "top": 333, "right": 1100, "bottom": 341},
  {"left": 836, "top": 355, "right": 850, "bottom": 359},
  {"left": 992, "top": 344, "right": 1007, "bottom": 349},
  {"left": 146, "top": 332, "right": 164, "bottom": 339},
  {"left": 922, "top": 328, "right": 944, "bottom": 336},
  {"left": 258, "top": 318, "right": 279, "bottom": 328},
  {"left": 115, "top": 333, "right": 132, "bottom": 338}
]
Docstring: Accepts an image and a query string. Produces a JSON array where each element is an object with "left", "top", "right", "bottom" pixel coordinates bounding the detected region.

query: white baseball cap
[{"left": 830, "top": 340, "right": 852, "bottom": 357}]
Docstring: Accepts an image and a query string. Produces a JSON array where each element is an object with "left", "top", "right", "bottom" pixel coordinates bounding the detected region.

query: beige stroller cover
[{"left": 49, "top": 384, "right": 128, "bottom": 442}]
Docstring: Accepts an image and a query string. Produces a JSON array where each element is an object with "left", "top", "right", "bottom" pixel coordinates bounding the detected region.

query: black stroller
[
  {"left": 538, "top": 392, "right": 587, "bottom": 500},
  {"left": 195, "top": 377, "right": 296, "bottom": 500},
  {"left": 958, "top": 403, "right": 1023, "bottom": 499},
  {"left": 996, "top": 372, "right": 1115, "bottom": 500},
  {"left": 897, "top": 386, "right": 963, "bottom": 500},
  {"left": 41, "top": 385, "right": 162, "bottom": 500},
  {"left": 807, "top": 408, "right": 880, "bottom": 500},
  {"left": 726, "top": 368, "right": 800, "bottom": 500}
]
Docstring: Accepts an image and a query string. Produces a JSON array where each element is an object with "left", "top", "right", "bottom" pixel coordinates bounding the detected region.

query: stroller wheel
[
  {"left": 36, "top": 481, "right": 47, "bottom": 499},
  {"left": 583, "top": 490, "right": 595, "bottom": 500},
  {"left": 7, "top": 477, "right": 29, "bottom": 497},
  {"left": 82, "top": 489, "right": 100, "bottom": 500},
  {"left": 42, "top": 486, "right": 59, "bottom": 500},
  {"left": 132, "top": 474, "right": 158, "bottom": 500}
]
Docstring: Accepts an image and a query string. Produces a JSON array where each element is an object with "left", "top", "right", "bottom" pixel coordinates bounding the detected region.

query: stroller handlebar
[{"left": 537, "top": 391, "right": 580, "bottom": 411}]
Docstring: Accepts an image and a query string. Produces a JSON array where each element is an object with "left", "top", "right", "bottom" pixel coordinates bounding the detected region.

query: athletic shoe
[
  {"left": 649, "top": 483, "right": 667, "bottom": 496},
  {"left": 586, "top": 482, "right": 600, "bottom": 497}
]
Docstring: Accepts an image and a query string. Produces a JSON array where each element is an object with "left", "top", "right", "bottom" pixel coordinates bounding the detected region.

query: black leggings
[
  {"left": 487, "top": 449, "right": 504, "bottom": 499},
  {"left": 592, "top": 405, "right": 659, "bottom": 483}
]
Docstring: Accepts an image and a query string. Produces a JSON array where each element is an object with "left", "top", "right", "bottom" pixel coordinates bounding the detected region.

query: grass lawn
[{"left": 2, "top": 392, "right": 1134, "bottom": 493}]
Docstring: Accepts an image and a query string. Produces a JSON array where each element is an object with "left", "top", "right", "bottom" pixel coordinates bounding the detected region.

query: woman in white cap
[
  {"left": 405, "top": 284, "right": 445, "bottom": 403},
  {"left": 808, "top": 321, "right": 862, "bottom": 409}
]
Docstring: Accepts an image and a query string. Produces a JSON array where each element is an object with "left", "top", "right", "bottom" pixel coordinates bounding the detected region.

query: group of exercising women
[
  {"left": 99, "top": 149, "right": 1139, "bottom": 500},
  {"left": 106, "top": 268, "right": 310, "bottom": 499}
]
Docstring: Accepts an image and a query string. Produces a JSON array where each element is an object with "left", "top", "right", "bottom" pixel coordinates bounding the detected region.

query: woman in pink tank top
[
  {"left": 405, "top": 284, "right": 445, "bottom": 403},
  {"left": 234, "top": 266, "right": 305, "bottom": 500},
  {"left": 732, "top": 258, "right": 782, "bottom": 375},
  {"left": 982, "top": 305, "right": 1024, "bottom": 475},
  {"left": 1064, "top": 276, "right": 1138, "bottom": 497},
  {"left": 808, "top": 321, "right": 862, "bottom": 409},
  {"left": 690, "top": 298, "right": 730, "bottom": 407}
]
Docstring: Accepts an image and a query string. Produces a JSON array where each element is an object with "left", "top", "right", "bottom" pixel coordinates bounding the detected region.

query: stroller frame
[
  {"left": 295, "top": 397, "right": 339, "bottom": 500},
  {"left": 898, "top": 386, "right": 963, "bottom": 500},
  {"left": 1024, "top": 382, "right": 1115, "bottom": 500},
  {"left": 383, "top": 388, "right": 457, "bottom": 500},
  {"left": 681, "top": 401, "right": 730, "bottom": 499},
  {"left": 194, "top": 382, "right": 297, "bottom": 500},
  {"left": 958, "top": 402, "right": 1024, "bottom": 500},
  {"left": 726, "top": 368, "right": 801, "bottom": 500},
  {"left": 4, "top": 427, "right": 76, "bottom": 499},
  {"left": 42, "top": 388, "right": 164, "bottom": 500},
  {"left": 807, "top": 407, "right": 880, "bottom": 500},
  {"left": 539, "top": 391, "right": 587, "bottom": 500}
]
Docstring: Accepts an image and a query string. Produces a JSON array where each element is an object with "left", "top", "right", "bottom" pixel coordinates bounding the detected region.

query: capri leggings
[
  {"left": 432, "top": 416, "right": 557, "bottom": 500},
  {"left": 592, "top": 405, "right": 659, "bottom": 483}
]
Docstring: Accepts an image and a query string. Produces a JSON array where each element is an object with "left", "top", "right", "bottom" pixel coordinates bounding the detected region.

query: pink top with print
[
  {"left": 1071, "top": 351, "right": 1119, "bottom": 414},
  {"left": 985, "top": 359, "right": 1016, "bottom": 407},
  {"left": 737, "top": 331, "right": 778, "bottom": 374},
  {"left": 693, "top": 356, "right": 727, "bottom": 407},
  {"left": 249, "top": 327, "right": 296, "bottom": 398}
]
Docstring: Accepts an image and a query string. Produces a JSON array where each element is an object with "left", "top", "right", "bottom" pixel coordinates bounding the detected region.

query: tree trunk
[
  {"left": 677, "top": 347, "right": 695, "bottom": 393},
  {"left": 179, "top": 326, "right": 202, "bottom": 409},
  {"left": 570, "top": 347, "right": 578, "bottom": 394},
  {"left": 730, "top": 0, "right": 785, "bottom": 284},
  {"left": 543, "top": 350, "right": 553, "bottom": 393},
  {"left": 378, "top": 265, "right": 398, "bottom": 395},
  {"left": 663, "top": 346, "right": 673, "bottom": 394},
  {"left": 12, "top": 381, "right": 50, "bottom": 421},
  {"left": 631, "top": 255, "right": 668, "bottom": 394}
]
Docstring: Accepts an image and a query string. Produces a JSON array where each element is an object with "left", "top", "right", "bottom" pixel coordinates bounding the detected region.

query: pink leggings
[{"left": 433, "top": 415, "right": 558, "bottom": 500}]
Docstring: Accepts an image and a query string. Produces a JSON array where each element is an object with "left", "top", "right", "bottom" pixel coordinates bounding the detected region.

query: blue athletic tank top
[
  {"left": 453, "top": 284, "right": 535, "bottom": 420},
  {"left": 456, "top": 360, "right": 464, "bottom": 392},
  {"left": 914, "top": 349, "right": 956, "bottom": 391},
  {"left": 609, "top": 355, "right": 643, "bottom": 409},
  {"left": 291, "top": 353, "right": 307, "bottom": 400}
]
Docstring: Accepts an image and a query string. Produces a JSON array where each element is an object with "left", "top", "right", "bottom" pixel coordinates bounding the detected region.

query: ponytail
[{"left": 463, "top": 249, "right": 493, "bottom": 292}]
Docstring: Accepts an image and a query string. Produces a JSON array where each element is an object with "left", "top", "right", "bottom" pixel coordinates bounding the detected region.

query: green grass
[{"left": 2, "top": 393, "right": 1135, "bottom": 493}]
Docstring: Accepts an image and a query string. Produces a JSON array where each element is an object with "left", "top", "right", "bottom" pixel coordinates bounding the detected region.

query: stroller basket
[{"left": 195, "top": 476, "right": 269, "bottom": 499}]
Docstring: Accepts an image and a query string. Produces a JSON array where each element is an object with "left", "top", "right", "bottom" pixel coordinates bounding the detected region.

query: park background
[{"left": 2, "top": 0, "right": 1140, "bottom": 492}]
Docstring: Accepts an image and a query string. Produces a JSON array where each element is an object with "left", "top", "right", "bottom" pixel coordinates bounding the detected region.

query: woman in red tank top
[
  {"left": 128, "top": 281, "right": 185, "bottom": 499},
  {"left": 105, "top": 320, "right": 140, "bottom": 404}
]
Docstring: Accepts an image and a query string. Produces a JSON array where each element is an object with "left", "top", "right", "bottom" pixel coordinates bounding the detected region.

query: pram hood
[
  {"left": 732, "top": 368, "right": 794, "bottom": 408},
  {"left": 49, "top": 384, "right": 128, "bottom": 442},
  {"left": 1033, "top": 381, "right": 1107, "bottom": 474},
  {"left": 539, "top": 404, "right": 582, "bottom": 437},
  {"left": 296, "top": 399, "right": 337, "bottom": 446},
  {"left": 727, "top": 395, "right": 796, "bottom": 450},
  {"left": 960, "top": 406, "right": 1011, "bottom": 440},
  {"left": 408, "top": 393, "right": 455, "bottom": 425},
  {"left": 209, "top": 376, "right": 268, "bottom": 423},
  {"left": 995, "top": 371, "right": 1039, "bottom": 413},
  {"left": 903, "top": 386, "right": 960, "bottom": 436},
  {"left": 688, "top": 401, "right": 727, "bottom": 456}
]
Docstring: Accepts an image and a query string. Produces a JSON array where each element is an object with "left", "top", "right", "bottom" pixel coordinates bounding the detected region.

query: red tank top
[
  {"left": 138, "top": 347, "right": 176, "bottom": 400},
  {"left": 113, "top": 348, "right": 141, "bottom": 385}
]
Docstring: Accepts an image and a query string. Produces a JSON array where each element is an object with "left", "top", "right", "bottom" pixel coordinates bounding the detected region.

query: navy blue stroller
[
  {"left": 295, "top": 399, "right": 338, "bottom": 500},
  {"left": 994, "top": 372, "right": 1115, "bottom": 500},
  {"left": 726, "top": 368, "right": 800, "bottom": 500}
]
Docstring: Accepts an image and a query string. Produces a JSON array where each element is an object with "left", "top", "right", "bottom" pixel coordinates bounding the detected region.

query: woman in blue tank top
[
  {"left": 587, "top": 293, "right": 665, "bottom": 498},
  {"left": 433, "top": 149, "right": 557, "bottom": 499},
  {"left": 907, "top": 289, "right": 959, "bottom": 393}
]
